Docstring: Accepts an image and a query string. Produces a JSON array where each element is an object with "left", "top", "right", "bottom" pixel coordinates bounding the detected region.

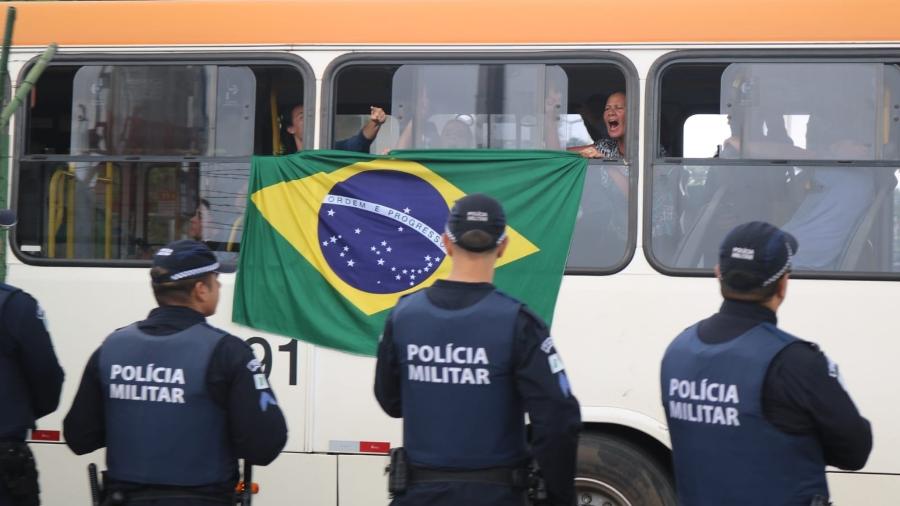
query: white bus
[{"left": 6, "top": 0, "right": 900, "bottom": 504}]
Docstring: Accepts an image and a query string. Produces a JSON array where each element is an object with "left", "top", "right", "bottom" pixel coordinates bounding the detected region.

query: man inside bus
[
  {"left": 661, "top": 221, "right": 872, "bottom": 506},
  {"left": 63, "top": 240, "right": 288, "bottom": 505},
  {"left": 780, "top": 114, "right": 878, "bottom": 270},
  {"left": 284, "top": 103, "right": 387, "bottom": 153},
  {"left": 374, "top": 194, "right": 581, "bottom": 506},
  {"left": 0, "top": 209, "right": 64, "bottom": 506}
]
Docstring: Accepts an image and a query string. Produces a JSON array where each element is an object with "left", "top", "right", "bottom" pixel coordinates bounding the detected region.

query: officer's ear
[
  {"left": 495, "top": 235, "right": 509, "bottom": 259},
  {"left": 441, "top": 233, "right": 454, "bottom": 257},
  {"left": 776, "top": 273, "right": 789, "bottom": 301},
  {"left": 714, "top": 264, "right": 722, "bottom": 279}
]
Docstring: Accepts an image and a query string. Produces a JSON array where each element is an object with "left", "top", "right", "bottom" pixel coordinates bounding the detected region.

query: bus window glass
[
  {"left": 389, "top": 64, "right": 568, "bottom": 149},
  {"left": 18, "top": 62, "right": 306, "bottom": 263},
  {"left": 69, "top": 65, "right": 255, "bottom": 157},
  {"left": 331, "top": 61, "right": 630, "bottom": 271},
  {"left": 16, "top": 161, "right": 248, "bottom": 262},
  {"left": 653, "top": 62, "right": 900, "bottom": 274}
]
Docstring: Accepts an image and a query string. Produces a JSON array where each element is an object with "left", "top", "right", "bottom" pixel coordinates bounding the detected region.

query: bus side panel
[
  {"left": 253, "top": 453, "right": 338, "bottom": 505},
  {"left": 309, "top": 347, "right": 401, "bottom": 454},
  {"left": 828, "top": 472, "right": 900, "bottom": 505},
  {"left": 337, "top": 454, "right": 391, "bottom": 506}
]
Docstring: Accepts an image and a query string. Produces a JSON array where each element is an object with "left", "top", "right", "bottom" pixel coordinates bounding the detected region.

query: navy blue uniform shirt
[
  {"left": 375, "top": 280, "right": 581, "bottom": 506},
  {"left": 0, "top": 289, "right": 64, "bottom": 439},
  {"left": 697, "top": 299, "right": 872, "bottom": 470},
  {"left": 64, "top": 306, "right": 288, "bottom": 472}
]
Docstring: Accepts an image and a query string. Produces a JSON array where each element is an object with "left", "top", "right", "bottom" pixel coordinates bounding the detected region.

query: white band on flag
[{"left": 323, "top": 194, "right": 447, "bottom": 254}]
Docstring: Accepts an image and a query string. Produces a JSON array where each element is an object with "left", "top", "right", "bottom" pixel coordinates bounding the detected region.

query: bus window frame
[
  {"left": 11, "top": 52, "right": 314, "bottom": 267},
  {"left": 321, "top": 51, "right": 640, "bottom": 276},
  {"left": 644, "top": 48, "right": 900, "bottom": 282}
]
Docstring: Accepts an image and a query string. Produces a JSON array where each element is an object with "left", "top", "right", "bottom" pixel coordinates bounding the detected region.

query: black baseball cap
[
  {"left": 0, "top": 209, "right": 17, "bottom": 230},
  {"left": 445, "top": 193, "right": 507, "bottom": 252},
  {"left": 151, "top": 239, "right": 235, "bottom": 284},
  {"left": 718, "top": 221, "right": 798, "bottom": 291}
]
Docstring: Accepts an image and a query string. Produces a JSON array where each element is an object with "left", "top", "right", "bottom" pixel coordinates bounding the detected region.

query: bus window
[
  {"left": 652, "top": 60, "right": 900, "bottom": 274},
  {"left": 330, "top": 61, "right": 631, "bottom": 271},
  {"left": 17, "top": 62, "right": 306, "bottom": 263}
]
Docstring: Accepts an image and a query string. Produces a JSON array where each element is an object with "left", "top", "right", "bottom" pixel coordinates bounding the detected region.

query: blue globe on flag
[{"left": 317, "top": 170, "right": 449, "bottom": 294}]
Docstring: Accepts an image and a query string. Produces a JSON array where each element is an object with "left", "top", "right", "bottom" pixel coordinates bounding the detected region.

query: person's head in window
[
  {"left": 439, "top": 118, "right": 475, "bottom": 149},
  {"left": 604, "top": 92, "right": 626, "bottom": 148},
  {"left": 283, "top": 104, "right": 305, "bottom": 152},
  {"left": 578, "top": 92, "right": 627, "bottom": 160},
  {"left": 189, "top": 198, "right": 210, "bottom": 241}
]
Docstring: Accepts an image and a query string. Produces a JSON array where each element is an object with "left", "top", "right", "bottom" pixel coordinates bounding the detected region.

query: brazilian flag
[{"left": 233, "top": 150, "right": 587, "bottom": 355}]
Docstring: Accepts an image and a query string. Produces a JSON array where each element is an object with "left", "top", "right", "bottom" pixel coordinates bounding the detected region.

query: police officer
[
  {"left": 374, "top": 194, "right": 581, "bottom": 506},
  {"left": 0, "top": 209, "right": 64, "bottom": 506},
  {"left": 64, "top": 240, "right": 287, "bottom": 505},
  {"left": 661, "top": 221, "right": 872, "bottom": 506}
]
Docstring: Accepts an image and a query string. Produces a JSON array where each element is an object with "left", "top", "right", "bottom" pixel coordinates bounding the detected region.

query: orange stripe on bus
[{"left": 7, "top": 0, "right": 900, "bottom": 47}]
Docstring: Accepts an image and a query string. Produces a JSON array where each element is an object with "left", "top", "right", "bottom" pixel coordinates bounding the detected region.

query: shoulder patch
[
  {"left": 253, "top": 373, "right": 270, "bottom": 390},
  {"left": 548, "top": 353, "right": 565, "bottom": 374},
  {"left": 540, "top": 337, "right": 554, "bottom": 354},
  {"left": 247, "top": 358, "right": 263, "bottom": 372},
  {"left": 825, "top": 355, "right": 847, "bottom": 389},
  {"left": 36, "top": 304, "right": 47, "bottom": 328}
]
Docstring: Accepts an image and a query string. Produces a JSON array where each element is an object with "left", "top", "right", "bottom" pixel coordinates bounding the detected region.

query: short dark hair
[
  {"left": 456, "top": 230, "right": 497, "bottom": 253},
  {"left": 151, "top": 267, "right": 214, "bottom": 306},
  {"left": 719, "top": 274, "right": 784, "bottom": 302}
]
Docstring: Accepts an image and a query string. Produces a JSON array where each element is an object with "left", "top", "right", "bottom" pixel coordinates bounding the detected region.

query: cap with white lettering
[
  {"left": 718, "top": 221, "right": 798, "bottom": 290},
  {"left": 151, "top": 239, "right": 235, "bottom": 284},
  {"left": 445, "top": 193, "right": 507, "bottom": 252}
]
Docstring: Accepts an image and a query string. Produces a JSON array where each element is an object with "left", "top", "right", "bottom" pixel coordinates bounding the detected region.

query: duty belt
[
  {"left": 104, "top": 487, "right": 234, "bottom": 504},
  {"left": 409, "top": 466, "right": 528, "bottom": 488}
]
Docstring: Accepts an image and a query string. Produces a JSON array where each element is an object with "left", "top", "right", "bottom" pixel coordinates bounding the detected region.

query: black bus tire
[{"left": 575, "top": 432, "right": 677, "bottom": 506}]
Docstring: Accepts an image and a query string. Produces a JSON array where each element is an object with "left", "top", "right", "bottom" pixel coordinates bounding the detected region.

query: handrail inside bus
[
  {"left": 270, "top": 88, "right": 282, "bottom": 156},
  {"left": 226, "top": 215, "right": 243, "bottom": 253},
  {"left": 48, "top": 163, "right": 117, "bottom": 260}
]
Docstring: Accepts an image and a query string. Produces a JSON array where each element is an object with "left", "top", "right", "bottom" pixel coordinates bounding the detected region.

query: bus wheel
[{"left": 575, "top": 432, "right": 676, "bottom": 506}]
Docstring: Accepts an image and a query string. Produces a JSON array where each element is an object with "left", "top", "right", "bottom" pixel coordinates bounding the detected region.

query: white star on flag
[
  {"left": 330, "top": 236, "right": 337, "bottom": 243},
  {"left": 377, "top": 259, "right": 385, "bottom": 266},
  {"left": 355, "top": 228, "right": 361, "bottom": 234},
  {"left": 327, "top": 209, "right": 335, "bottom": 216},
  {"left": 347, "top": 259, "right": 355, "bottom": 267},
  {"left": 403, "top": 207, "right": 411, "bottom": 213},
  {"left": 398, "top": 227, "right": 403, "bottom": 232},
  {"left": 425, "top": 255, "right": 432, "bottom": 261},
  {"left": 322, "top": 241, "right": 328, "bottom": 246},
  {"left": 381, "top": 241, "right": 387, "bottom": 246}
]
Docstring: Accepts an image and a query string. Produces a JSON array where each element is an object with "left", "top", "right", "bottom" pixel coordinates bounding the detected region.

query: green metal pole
[
  {"left": 0, "top": 43, "right": 56, "bottom": 127},
  {"left": 0, "top": 7, "right": 15, "bottom": 108},
  {"left": 0, "top": 7, "right": 16, "bottom": 283}
]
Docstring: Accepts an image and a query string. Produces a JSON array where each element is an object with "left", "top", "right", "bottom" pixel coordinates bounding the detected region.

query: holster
[
  {"left": 385, "top": 447, "right": 409, "bottom": 497},
  {"left": 0, "top": 442, "right": 39, "bottom": 506},
  {"left": 526, "top": 460, "right": 548, "bottom": 506}
]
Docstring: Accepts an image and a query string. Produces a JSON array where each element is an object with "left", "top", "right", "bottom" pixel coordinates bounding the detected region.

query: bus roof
[{"left": 8, "top": 0, "right": 900, "bottom": 47}]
